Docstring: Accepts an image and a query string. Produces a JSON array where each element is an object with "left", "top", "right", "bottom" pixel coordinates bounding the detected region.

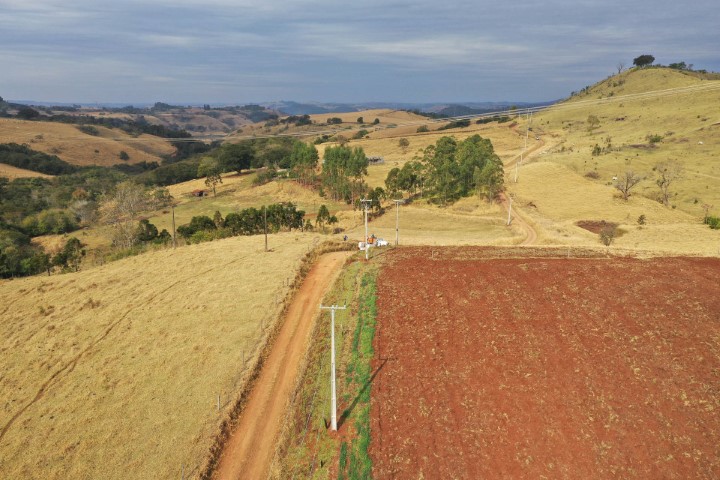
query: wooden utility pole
[{"left": 320, "top": 304, "right": 347, "bottom": 431}]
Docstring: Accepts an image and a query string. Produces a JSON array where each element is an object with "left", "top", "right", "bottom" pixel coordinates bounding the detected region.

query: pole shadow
[{"left": 337, "top": 357, "right": 388, "bottom": 429}]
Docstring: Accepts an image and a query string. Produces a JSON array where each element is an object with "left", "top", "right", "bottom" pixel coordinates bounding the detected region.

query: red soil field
[{"left": 370, "top": 247, "right": 720, "bottom": 479}]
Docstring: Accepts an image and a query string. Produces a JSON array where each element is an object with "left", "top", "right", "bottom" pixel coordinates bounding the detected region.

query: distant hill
[{"left": 261, "top": 100, "right": 555, "bottom": 116}]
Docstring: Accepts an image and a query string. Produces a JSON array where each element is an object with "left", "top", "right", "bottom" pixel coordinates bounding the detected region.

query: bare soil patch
[
  {"left": 576, "top": 220, "right": 618, "bottom": 234},
  {"left": 371, "top": 247, "right": 720, "bottom": 479}
]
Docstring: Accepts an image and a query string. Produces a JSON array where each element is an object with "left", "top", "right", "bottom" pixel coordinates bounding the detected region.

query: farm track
[
  {"left": 213, "top": 251, "right": 349, "bottom": 480},
  {"left": 501, "top": 133, "right": 549, "bottom": 246}
]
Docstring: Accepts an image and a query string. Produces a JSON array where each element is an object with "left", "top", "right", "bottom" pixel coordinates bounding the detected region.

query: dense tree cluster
[
  {"left": 321, "top": 145, "right": 369, "bottom": 204},
  {"left": 385, "top": 135, "right": 504, "bottom": 204}
]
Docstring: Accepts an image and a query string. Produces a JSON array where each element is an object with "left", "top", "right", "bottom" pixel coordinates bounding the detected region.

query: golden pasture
[
  {"left": 0, "top": 118, "right": 175, "bottom": 167},
  {"left": 0, "top": 232, "right": 321, "bottom": 479}
]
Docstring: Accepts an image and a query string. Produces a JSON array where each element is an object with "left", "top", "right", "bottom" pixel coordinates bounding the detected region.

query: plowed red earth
[{"left": 371, "top": 247, "right": 720, "bottom": 479}]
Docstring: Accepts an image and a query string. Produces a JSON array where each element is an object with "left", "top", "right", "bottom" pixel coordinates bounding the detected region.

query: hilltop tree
[
  {"left": 633, "top": 54, "right": 655, "bottom": 68},
  {"left": 614, "top": 170, "right": 643, "bottom": 200},
  {"left": 616, "top": 61, "right": 626, "bottom": 74},
  {"left": 198, "top": 157, "right": 222, "bottom": 196},
  {"left": 654, "top": 160, "right": 684, "bottom": 206}
]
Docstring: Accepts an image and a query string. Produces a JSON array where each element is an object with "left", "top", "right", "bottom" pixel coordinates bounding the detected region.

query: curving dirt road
[{"left": 213, "top": 251, "right": 350, "bottom": 480}]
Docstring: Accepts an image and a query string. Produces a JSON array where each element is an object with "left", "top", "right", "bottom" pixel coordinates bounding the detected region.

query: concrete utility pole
[
  {"left": 360, "top": 198, "right": 372, "bottom": 260},
  {"left": 506, "top": 194, "right": 513, "bottom": 226},
  {"left": 392, "top": 199, "right": 403, "bottom": 246},
  {"left": 320, "top": 304, "right": 347, "bottom": 431},
  {"left": 171, "top": 203, "right": 177, "bottom": 249},
  {"left": 515, "top": 110, "right": 532, "bottom": 184},
  {"left": 264, "top": 205, "right": 268, "bottom": 252}
]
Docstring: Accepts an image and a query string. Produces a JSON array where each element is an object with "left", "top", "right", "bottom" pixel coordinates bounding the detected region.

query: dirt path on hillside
[{"left": 212, "top": 251, "right": 349, "bottom": 480}]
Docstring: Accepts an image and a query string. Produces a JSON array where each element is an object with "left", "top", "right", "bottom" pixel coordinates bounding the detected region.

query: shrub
[
  {"left": 646, "top": 134, "right": 664, "bottom": 144},
  {"left": 416, "top": 125, "right": 429, "bottom": 133},
  {"left": 637, "top": 214, "right": 646, "bottom": 225},
  {"left": 584, "top": 171, "right": 600, "bottom": 179},
  {"left": 599, "top": 223, "right": 618, "bottom": 246},
  {"left": 705, "top": 216, "right": 720, "bottom": 230}
]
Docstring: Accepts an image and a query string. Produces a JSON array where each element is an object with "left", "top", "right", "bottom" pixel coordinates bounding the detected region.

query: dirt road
[{"left": 213, "top": 251, "right": 349, "bottom": 480}]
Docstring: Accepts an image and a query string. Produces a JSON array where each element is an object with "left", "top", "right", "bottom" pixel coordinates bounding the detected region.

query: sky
[{"left": 1, "top": 0, "right": 718, "bottom": 105}]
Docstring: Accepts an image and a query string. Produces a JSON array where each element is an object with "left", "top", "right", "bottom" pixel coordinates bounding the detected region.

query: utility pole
[
  {"left": 506, "top": 194, "right": 513, "bottom": 226},
  {"left": 392, "top": 199, "right": 403, "bottom": 246},
  {"left": 320, "top": 304, "right": 347, "bottom": 431},
  {"left": 171, "top": 203, "right": 177, "bottom": 249},
  {"left": 515, "top": 110, "right": 532, "bottom": 184},
  {"left": 360, "top": 198, "right": 372, "bottom": 260},
  {"left": 264, "top": 205, "right": 268, "bottom": 252}
]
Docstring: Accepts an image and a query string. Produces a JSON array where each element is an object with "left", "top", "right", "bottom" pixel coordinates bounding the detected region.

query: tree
[
  {"left": 119, "top": 151, "right": 130, "bottom": 161},
  {"left": 633, "top": 54, "right": 655, "bottom": 68},
  {"left": 52, "top": 237, "right": 85, "bottom": 272},
  {"left": 398, "top": 137, "right": 410, "bottom": 153},
  {"left": 198, "top": 157, "right": 222, "bottom": 196},
  {"left": 316, "top": 204, "right": 332, "bottom": 233},
  {"left": 136, "top": 219, "right": 159, "bottom": 242},
  {"left": 373, "top": 118, "right": 380, "bottom": 125},
  {"left": 357, "top": 117, "right": 364, "bottom": 124},
  {"left": 99, "top": 181, "right": 153, "bottom": 248},
  {"left": 614, "top": 171, "right": 642, "bottom": 200},
  {"left": 288, "top": 142, "right": 319, "bottom": 186},
  {"left": 217, "top": 142, "right": 253, "bottom": 173},
  {"left": 616, "top": 61, "right": 626, "bottom": 74},
  {"left": 654, "top": 160, "right": 683, "bottom": 206}
]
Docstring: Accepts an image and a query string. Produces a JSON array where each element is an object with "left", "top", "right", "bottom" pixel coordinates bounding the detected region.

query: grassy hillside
[
  {"left": 0, "top": 118, "right": 175, "bottom": 167},
  {"left": 0, "top": 232, "right": 321, "bottom": 479},
  {"left": 534, "top": 68, "right": 720, "bottom": 217}
]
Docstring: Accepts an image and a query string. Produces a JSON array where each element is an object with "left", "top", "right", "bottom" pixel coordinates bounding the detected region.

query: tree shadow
[{"left": 337, "top": 358, "right": 388, "bottom": 429}]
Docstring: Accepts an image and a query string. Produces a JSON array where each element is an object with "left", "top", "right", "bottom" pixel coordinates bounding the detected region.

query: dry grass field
[
  {"left": 0, "top": 232, "right": 322, "bottom": 479},
  {"left": 0, "top": 163, "right": 53, "bottom": 179},
  {"left": 533, "top": 68, "right": 720, "bottom": 217},
  {"left": 0, "top": 118, "right": 175, "bottom": 167}
]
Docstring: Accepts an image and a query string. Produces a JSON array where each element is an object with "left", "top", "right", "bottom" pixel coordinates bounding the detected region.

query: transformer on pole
[{"left": 320, "top": 304, "right": 347, "bottom": 431}]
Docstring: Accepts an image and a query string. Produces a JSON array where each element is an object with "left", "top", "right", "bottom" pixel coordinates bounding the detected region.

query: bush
[
  {"left": 77, "top": 125, "right": 100, "bottom": 136},
  {"left": 646, "top": 134, "right": 664, "bottom": 144},
  {"left": 416, "top": 125, "right": 429, "bottom": 133},
  {"left": 705, "top": 216, "right": 720, "bottom": 229},
  {"left": 599, "top": 223, "right": 618, "bottom": 246},
  {"left": 584, "top": 171, "right": 600, "bottom": 179}
]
